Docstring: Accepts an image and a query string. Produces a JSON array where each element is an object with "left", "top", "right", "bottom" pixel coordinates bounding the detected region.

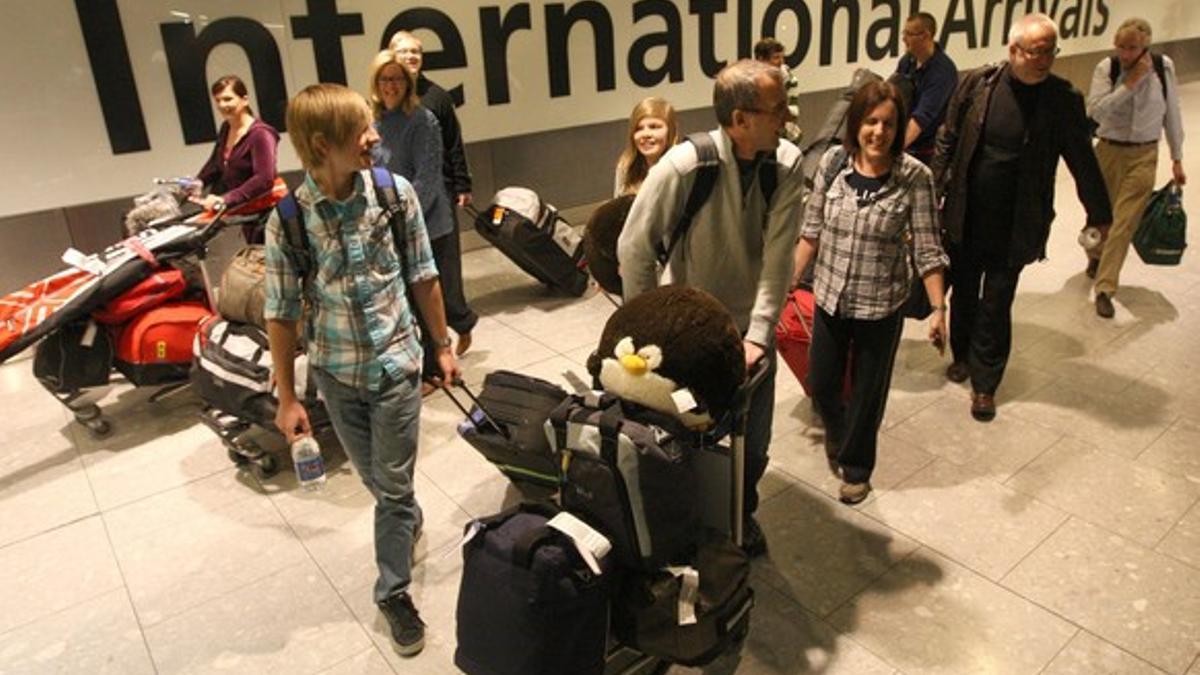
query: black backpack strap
[
  {"left": 276, "top": 190, "right": 313, "bottom": 281},
  {"left": 370, "top": 167, "right": 412, "bottom": 284},
  {"left": 1152, "top": 53, "right": 1168, "bottom": 100},
  {"left": 656, "top": 132, "right": 720, "bottom": 266}
]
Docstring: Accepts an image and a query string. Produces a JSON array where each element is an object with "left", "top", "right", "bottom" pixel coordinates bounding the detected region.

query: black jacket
[
  {"left": 417, "top": 75, "right": 473, "bottom": 199},
  {"left": 931, "top": 63, "right": 1112, "bottom": 266}
]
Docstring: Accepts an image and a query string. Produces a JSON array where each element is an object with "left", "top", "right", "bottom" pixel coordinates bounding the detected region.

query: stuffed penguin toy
[
  {"left": 583, "top": 194, "right": 635, "bottom": 296},
  {"left": 587, "top": 285, "right": 744, "bottom": 429}
]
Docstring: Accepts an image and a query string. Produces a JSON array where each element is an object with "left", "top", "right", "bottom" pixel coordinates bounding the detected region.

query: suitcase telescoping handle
[{"left": 442, "top": 378, "right": 510, "bottom": 440}]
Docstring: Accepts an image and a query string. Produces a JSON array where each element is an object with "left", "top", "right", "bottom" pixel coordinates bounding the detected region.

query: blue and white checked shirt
[{"left": 264, "top": 170, "right": 438, "bottom": 391}]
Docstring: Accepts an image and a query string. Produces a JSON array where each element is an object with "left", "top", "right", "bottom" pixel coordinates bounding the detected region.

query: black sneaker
[
  {"left": 741, "top": 516, "right": 769, "bottom": 559},
  {"left": 378, "top": 592, "right": 425, "bottom": 656}
]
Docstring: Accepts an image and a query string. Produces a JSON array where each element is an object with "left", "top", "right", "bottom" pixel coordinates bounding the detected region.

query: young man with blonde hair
[{"left": 265, "top": 83, "right": 460, "bottom": 657}]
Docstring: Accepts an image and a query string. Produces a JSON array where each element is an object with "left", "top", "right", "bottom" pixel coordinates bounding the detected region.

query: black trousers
[
  {"left": 809, "top": 307, "right": 904, "bottom": 485},
  {"left": 947, "top": 248, "right": 1023, "bottom": 396},
  {"left": 743, "top": 347, "right": 777, "bottom": 517},
  {"left": 417, "top": 230, "right": 479, "bottom": 380}
]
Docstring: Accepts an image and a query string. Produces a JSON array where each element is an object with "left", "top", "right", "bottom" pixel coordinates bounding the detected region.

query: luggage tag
[
  {"left": 670, "top": 387, "right": 699, "bottom": 414},
  {"left": 664, "top": 565, "right": 700, "bottom": 625},
  {"left": 61, "top": 248, "right": 106, "bottom": 276},
  {"left": 547, "top": 512, "right": 611, "bottom": 576},
  {"left": 445, "top": 520, "right": 485, "bottom": 560}
]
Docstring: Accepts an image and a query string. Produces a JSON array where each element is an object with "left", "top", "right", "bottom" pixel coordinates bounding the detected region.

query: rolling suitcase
[
  {"left": 445, "top": 371, "right": 570, "bottom": 492},
  {"left": 471, "top": 187, "right": 589, "bottom": 296},
  {"left": 775, "top": 287, "right": 852, "bottom": 399}
]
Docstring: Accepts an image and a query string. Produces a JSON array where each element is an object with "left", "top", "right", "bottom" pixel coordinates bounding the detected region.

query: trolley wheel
[
  {"left": 252, "top": 454, "right": 279, "bottom": 480},
  {"left": 227, "top": 448, "right": 250, "bottom": 467}
]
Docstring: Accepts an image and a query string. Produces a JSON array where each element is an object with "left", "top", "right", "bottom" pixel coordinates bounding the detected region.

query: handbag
[
  {"left": 217, "top": 245, "right": 266, "bottom": 328},
  {"left": 1133, "top": 181, "right": 1187, "bottom": 266}
]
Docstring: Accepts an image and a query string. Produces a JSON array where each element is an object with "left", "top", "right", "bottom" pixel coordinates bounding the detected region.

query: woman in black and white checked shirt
[{"left": 791, "top": 80, "right": 949, "bottom": 505}]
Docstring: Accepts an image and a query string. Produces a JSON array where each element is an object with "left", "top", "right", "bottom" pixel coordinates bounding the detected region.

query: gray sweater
[{"left": 618, "top": 128, "right": 804, "bottom": 346}]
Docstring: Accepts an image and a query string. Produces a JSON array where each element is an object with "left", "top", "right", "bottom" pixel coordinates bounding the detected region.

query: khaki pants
[{"left": 1094, "top": 140, "right": 1158, "bottom": 296}]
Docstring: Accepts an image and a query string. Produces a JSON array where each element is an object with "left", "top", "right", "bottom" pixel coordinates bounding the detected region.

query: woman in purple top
[{"left": 194, "top": 75, "right": 280, "bottom": 243}]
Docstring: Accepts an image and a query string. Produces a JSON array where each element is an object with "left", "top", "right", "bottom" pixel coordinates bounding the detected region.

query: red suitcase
[
  {"left": 115, "top": 301, "right": 212, "bottom": 385},
  {"left": 775, "top": 288, "right": 851, "bottom": 399}
]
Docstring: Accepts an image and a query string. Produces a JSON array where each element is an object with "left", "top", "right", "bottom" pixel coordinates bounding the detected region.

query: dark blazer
[{"left": 931, "top": 62, "right": 1112, "bottom": 266}]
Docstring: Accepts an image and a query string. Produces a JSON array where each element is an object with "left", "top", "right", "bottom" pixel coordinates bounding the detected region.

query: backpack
[
  {"left": 276, "top": 166, "right": 411, "bottom": 286},
  {"left": 1087, "top": 54, "right": 1168, "bottom": 135},
  {"left": 655, "top": 132, "right": 779, "bottom": 266}
]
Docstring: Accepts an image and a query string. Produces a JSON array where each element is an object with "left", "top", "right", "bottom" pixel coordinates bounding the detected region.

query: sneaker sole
[{"left": 393, "top": 636, "right": 425, "bottom": 657}]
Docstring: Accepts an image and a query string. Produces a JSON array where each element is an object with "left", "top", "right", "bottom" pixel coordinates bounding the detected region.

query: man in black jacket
[
  {"left": 390, "top": 31, "right": 478, "bottom": 359},
  {"left": 931, "top": 13, "right": 1111, "bottom": 422}
]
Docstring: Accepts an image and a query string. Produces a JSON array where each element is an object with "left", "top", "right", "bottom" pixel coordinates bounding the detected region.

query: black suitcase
[
  {"left": 446, "top": 371, "right": 570, "bottom": 491},
  {"left": 472, "top": 187, "right": 589, "bottom": 296},
  {"left": 455, "top": 504, "right": 611, "bottom": 675}
]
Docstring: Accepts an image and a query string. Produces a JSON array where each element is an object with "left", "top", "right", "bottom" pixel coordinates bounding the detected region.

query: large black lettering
[
  {"left": 380, "top": 8, "right": 467, "bottom": 106},
  {"left": 160, "top": 18, "right": 288, "bottom": 143},
  {"left": 1002, "top": 0, "right": 1024, "bottom": 47},
  {"left": 866, "top": 0, "right": 903, "bottom": 60},
  {"left": 940, "top": 0, "right": 978, "bottom": 51},
  {"left": 980, "top": 0, "right": 1004, "bottom": 47},
  {"left": 738, "top": 0, "right": 753, "bottom": 58},
  {"left": 690, "top": 0, "right": 728, "bottom": 77},
  {"left": 1092, "top": 0, "right": 1109, "bottom": 35},
  {"left": 1059, "top": 0, "right": 1081, "bottom": 38},
  {"left": 290, "top": 0, "right": 363, "bottom": 85},
  {"left": 628, "top": 0, "right": 684, "bottom": 86},
  {"left": 74, "top": 0, "right": 149, "bottom": 154},
  {"left": 546, "top": 2, "right": 616, "bottom": 98},
  {"left": 480, "top": 4, "right": 532, "bottom": 105},
  {"left": 761, "top": 0, "right": 813, "bottom": 68},
  {"left": 821, "top": 0, "right": 860, "bottom": 65}
]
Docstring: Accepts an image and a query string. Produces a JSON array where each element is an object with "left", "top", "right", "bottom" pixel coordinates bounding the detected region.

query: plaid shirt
[
  {"left": 801, "top": 148, "right": 948, "bottom": 320},
  {"left": 264, "top": 170, "right": 438, "bottom": 390}
]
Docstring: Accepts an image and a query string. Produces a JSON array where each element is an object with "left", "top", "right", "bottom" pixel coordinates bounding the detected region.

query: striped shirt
[
  {"left": 264, "top": 170, "right": 438, "bottom": 390},
  {"left": 800, "top": 147, "right": 948, "bottom": 320}
]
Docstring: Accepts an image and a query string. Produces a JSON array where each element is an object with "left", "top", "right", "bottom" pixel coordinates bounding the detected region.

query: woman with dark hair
[
  {"left": 614, "top": 97, "right": 679, "bottom": 196},
  {"left": 790, "top": 80, "right": 948, "bottom": 504},
  {"left": 368, "top": 50, "right": 477, "bottom": 391},
  {"left": 194, "top": 75, "right": 279, "bottom": 243}
]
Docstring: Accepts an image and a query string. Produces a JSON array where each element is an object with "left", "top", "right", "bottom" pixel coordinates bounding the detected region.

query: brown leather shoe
[
  {"left": 455, "top": 331, "right": 473, "bottom": 356},
  {"left": 839, "top": 481, "right": 871, "bottom": 505},
  {"left": 1095, "top": 292, "right": 1114, "bottom": 319},
  {"left": 970, "top": 392, "right": 996, "bottom": 422},
  {"left": 1085, "top": 258, "right": 1099, "bottom": 279},
  {"left": 946, "top": 362, "right": 970, "bottom": 383}
]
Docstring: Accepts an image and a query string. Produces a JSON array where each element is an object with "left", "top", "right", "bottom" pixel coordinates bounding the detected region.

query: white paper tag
[
  {"left": 670, "top": 388, "right": 699, "bottom": 414},
  {"left": 547, "top": 512, "right": 611, "bottom": 576},
  {"left": 80, "top": 321, "right": 98, "bottom": 348},
  {"left": 665, "top": 565, "right": 700, "bottom": 625},
  {"left": 61, "top": 248, "right": 105, "bottom": 275}
]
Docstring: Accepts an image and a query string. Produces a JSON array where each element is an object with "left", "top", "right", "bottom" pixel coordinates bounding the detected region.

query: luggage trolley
[{"left": 444, "top": 359, "right": 770, "bottom": 674}]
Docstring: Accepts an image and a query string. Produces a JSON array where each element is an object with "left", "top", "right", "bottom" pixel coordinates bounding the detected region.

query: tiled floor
[{"left": 3, "top": 82, "right": 1200, "bottom": 675}]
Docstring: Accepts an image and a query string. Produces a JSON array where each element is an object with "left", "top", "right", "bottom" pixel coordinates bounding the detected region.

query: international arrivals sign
[{"left": 0, "top": 0, "right": 1187, "bottom": 216}]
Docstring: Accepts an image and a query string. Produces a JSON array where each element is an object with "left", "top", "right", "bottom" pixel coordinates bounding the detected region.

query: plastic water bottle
[{"left": 291, "top": 435, "right": 326, "bottom": 491}]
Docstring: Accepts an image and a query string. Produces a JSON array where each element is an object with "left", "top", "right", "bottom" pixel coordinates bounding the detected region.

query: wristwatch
[{"left": 436, "top": 335, "right": 453, "bottom": 350}]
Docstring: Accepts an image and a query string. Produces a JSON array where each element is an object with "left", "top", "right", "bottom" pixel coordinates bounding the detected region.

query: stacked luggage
[{"left": 447, "top": 364, "right": 767, "bottom": 674}]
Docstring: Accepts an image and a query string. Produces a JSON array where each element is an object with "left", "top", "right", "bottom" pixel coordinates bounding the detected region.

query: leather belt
[{"left": 1099, "top": 137, "right": 1157, "bottom": 148}]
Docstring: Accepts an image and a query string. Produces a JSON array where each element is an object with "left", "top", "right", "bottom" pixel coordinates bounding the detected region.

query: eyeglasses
[
  {"left": 902, "top": 30, "right": 929, "bottom": 38},
  {"left": 378, "top": 76, "right": 406, "bottom": 85},
  {"left": 743, "top": 102, "right": 792, "bottom": 119},
  {"left": 1016, "top": 44, "right": 1060, "bottom": 58}
]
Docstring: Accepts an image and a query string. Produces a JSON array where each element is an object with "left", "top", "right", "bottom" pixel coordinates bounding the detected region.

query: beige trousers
[{"left": 1094, "top": 140, "right": 1159, "bottom": 296}]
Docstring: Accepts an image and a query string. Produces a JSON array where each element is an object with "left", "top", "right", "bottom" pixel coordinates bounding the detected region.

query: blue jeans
[{"left": 312, "top": 367, "right": 423, "bottom": 604}]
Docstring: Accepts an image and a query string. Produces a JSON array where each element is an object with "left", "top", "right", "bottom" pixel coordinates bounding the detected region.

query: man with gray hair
[
  {"left": 931, "top": 13, "right": 1111, "bottom": 421},
  {"left": 1086, "top": 17, "right": 1186, "bottom": 318},
  {"left": 619, "top": 59, "right": 805, "bottom": 557}
]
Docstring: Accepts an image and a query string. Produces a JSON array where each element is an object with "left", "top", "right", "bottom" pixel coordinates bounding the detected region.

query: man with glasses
[
  {"left": 894, "top": 12, "right": 957, "bottom": 164},
  {"left": 931, "top": 13, "right": 1111, "bottom": 422},
  {"left": 1086, "top": 18, "right": 1186, "bottom": 318},
  {"left": 619, "top": 59, "right": 805, "bottom": 558}
]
